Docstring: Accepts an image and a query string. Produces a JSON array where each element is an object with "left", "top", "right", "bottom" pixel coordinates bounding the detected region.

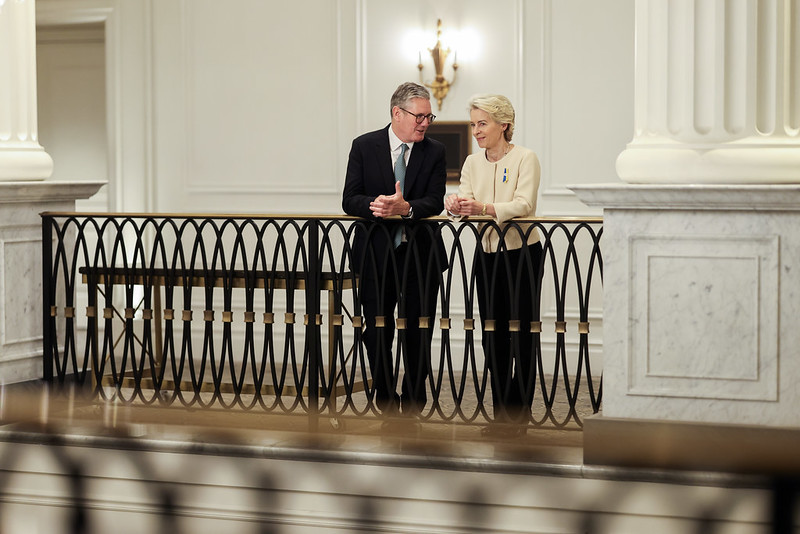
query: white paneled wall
[
  {"left": 37, "top": 23, "right": 109, "bottom": 212},
  {"left": 151, "top": 0, "right": 351, "bottom": 213},
  {"left": 538, "top": 1, "right": 633, "bottom": 216},
  {"left": 35, "top": 0, "right": 627, "bottom": 373},
  {"left": 37, "top": 0, "right": 632, "bottom": 216}
]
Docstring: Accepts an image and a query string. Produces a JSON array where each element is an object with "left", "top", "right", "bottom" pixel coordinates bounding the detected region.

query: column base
[
  {"left": 0, "top": 147, "right": 54, "bottom": 181},
  {"left": 616, "top": 143, "right": 800, "bottom": 184}
]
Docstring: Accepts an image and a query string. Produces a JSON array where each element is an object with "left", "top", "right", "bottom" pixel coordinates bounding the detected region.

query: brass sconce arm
[{"left": 418, "top": 19, "right": 458, "bottom": 110}]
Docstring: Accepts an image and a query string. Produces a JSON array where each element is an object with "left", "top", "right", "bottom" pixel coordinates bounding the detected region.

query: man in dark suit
[{"left": 342, "top": 82, "right": 447, "bottom": 417}]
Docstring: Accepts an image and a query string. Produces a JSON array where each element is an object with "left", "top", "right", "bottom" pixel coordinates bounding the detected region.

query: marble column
[
  {"left": 0, "top": 0, "right": 53, "bottom": 180},
  {"left": 616, "top": 0, "right": 800, "bottom": 183},
  {"left": 0, "top": 0, "right": 105, "bottom": 383},
  {"left": 572, "top": 1, "right": 800, "bottom": 433}
]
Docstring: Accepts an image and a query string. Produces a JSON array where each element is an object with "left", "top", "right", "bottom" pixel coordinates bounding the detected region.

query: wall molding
[
  {"left": 179, "top": 0, "right": 349, "bottom": 196},
  {"left": 35, "top": 0, "right": 113, "bottom": 26}
]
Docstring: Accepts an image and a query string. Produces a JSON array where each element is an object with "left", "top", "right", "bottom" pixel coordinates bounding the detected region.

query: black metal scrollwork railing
[{"left": 41, "top": 213, "right": 602, "bottom": 429}]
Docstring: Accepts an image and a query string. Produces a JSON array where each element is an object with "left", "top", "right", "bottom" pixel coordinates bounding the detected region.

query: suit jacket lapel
[
  {"left": 375, "top": 127, "right": 395, "bottom": 191},
  {"left": 404, "top": 138, "right": 426, "bottom": 195}
]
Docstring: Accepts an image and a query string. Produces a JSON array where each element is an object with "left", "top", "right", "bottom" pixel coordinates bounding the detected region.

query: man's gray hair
[{"left": 390, "top": 82, "right": 431, "bottom": 114}]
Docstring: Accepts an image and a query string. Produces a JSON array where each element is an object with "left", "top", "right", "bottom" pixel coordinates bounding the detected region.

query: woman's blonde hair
[{"left": 468, "top": 94, "right": 515, "bottom": 142}]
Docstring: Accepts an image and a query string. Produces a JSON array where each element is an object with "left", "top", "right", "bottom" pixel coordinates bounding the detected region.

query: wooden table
[{"left": 78, "top": 267, "right": 363, "bottom": 401}]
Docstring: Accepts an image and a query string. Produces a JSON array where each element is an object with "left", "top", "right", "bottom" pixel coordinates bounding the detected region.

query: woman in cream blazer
[{"left": 444, "top": 94, "right": 542, "bottom": 438}]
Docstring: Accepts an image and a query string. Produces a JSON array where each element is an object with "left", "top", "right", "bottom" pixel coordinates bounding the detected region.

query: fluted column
[
  {"left": 616, "top": 0, "right": 800, "bottom": 183},
  {"left": 0, "top": 0, "right": 53, "bottom": 180}
]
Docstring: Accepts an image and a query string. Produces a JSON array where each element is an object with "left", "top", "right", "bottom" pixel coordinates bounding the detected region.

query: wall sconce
[{"left": 418, "top": 19, "right": 458, "bottom": 110}]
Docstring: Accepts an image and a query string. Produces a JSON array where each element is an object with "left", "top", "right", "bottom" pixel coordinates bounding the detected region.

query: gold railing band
[
  {"left": 303, "top": 314, "right": 323, "bottom": 326},
  {"left": 79, "top": 268, "right": 355, "bottom": 291}
]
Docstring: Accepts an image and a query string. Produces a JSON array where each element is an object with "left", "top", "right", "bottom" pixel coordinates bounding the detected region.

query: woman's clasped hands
[{"left": 445, "top": 193, "right": 482, "bottom": 217}]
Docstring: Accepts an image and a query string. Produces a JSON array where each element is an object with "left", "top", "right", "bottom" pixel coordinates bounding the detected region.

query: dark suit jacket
[{"left": 342, "top": 125, "right": 447, "bottom": 278}]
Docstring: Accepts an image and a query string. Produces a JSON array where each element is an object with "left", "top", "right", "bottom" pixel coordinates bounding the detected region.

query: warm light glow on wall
[
  {"left": 401, "top": 28, "right": 428, "bottom": 62},
  {"left": 402, "top": 25, "right": 481, "bottom": 63},
  {"left": 447, "top": 27, "right": 481, "bottom": 62}
]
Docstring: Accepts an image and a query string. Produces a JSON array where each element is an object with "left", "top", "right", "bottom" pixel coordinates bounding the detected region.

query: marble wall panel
[
  {"left": 2, "top": 236, "right": 43, "bottom": 347},
  {"left": 628, "top": 235, "right": 778, "bottom": 402}
]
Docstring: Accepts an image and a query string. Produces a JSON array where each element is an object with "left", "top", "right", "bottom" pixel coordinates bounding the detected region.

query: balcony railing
[{"left": 41, "top": 213, "right": 603, "bottom": 430}]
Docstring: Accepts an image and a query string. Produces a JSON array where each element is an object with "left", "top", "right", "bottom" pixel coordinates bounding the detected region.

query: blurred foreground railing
[{"left": 42, "top": 213, "right": 602, "bottom": 429}]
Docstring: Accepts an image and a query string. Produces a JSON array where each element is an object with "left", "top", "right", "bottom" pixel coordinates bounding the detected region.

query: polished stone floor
[
  {"left": 0, "top": 379, "right": 588, "bottom": 470},
  {"left": 1, "top": 380, "right": 778, "bottom": 491}
]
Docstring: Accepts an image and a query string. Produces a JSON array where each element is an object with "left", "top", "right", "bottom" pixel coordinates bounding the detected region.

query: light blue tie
[{"left": 393, "top": 143, "right": 408, "bottom": 248}]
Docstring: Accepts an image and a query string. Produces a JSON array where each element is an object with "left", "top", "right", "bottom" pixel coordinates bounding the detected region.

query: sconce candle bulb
[{"left": 418, "top": 19, "right": 458, "bottom": 110}]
